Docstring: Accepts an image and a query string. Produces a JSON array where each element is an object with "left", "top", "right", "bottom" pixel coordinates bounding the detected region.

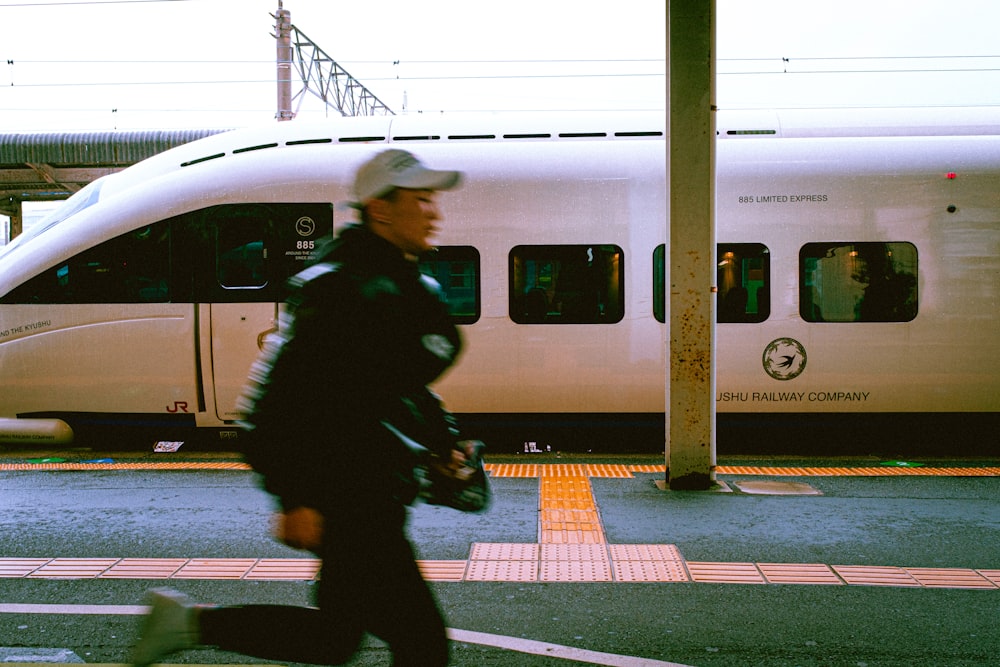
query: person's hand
[
  {"left": 273, "top": 506, "right": 324, "bottom": 551},
  {"left": 432, "top": 441, "right": 477, "bottom": 481}
]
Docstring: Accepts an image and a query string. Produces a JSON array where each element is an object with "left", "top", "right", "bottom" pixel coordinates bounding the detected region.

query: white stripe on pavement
[
  {"left": 0, "top": 604, "right": 147, "bottom": 615},
  {"left": 2, "top": 603, "right": 692, "bottom": 667},
  {"left": 448, "top": 628, "right": 693, "bottom": 667}
]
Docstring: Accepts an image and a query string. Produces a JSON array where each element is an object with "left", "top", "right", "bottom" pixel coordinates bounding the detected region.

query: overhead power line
[
  {"left": 5, "top": 58, "right": 665, "bottom": 65},
  {"left": 7, "top": 73, "right": 665, "bottom": 88}
]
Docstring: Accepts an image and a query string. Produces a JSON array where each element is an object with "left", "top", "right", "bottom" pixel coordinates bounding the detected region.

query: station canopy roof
[{"left": 0, "top": 129, "right": 228, "bottom": 203}]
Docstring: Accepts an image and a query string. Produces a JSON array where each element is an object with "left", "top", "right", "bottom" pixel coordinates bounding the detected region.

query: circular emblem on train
[
  {"left": 295, "top": 216, "right": 316, "bottom": 237},
  {"left": 762, "top": 337, "right": 807, "bottom": 381}
]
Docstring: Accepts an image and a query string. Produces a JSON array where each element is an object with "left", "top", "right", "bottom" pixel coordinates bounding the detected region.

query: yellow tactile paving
[
  {"left": 587, "top": 464, "right": 635, "bottom": 478},
  {"left": 103, "top": 558, "right": 188, "bottom": 579},
  {"left": 687, "top": 562, "right": 767, "bottom": 584},
  {"left": 540, "top": 544, "right": 609, "bottom": 561},
  {"left": 539, "top": 559, "right": 613, "bottom": 582},
  {"left": 715, "top": 465, "right": 1000, "bottom": 477},
  {"left": 470, "top": 543, "right": 539, "bottom": 561},
  {"left": 609, "top": 544, "right": 684, "bottom": 562},
  {"left": 4, "top": 459, "right": 998, "bottom": 477},
  {"left": 538, "top": 475, "right": 606, "bottom": 545},
  {"left": 0, "top": 559, "right": 49, "bottom": 577},
  {"left": 1, "top": 557, "right": 996, "bottom": 589},
  {"left": 757, "top": 563, "right": 844, "bottom": 586},
  {"left": 245, "top": 559, "right": 321, "bottom": 581},
  {"left": 415, "top": 560, "right": 468, "bottom": 582},
  {"left": 484, "top": 463, "right": 538, "bottom": 477},
  {"left": 904, "top": 568, "right": 997, "bottom": 589},
  {"left": 0, "top": 461, "right": 251, "bottom": 471},
  {"left": 979, "top": 569, "right": 1000, "bottom": 586},
  {"left": 832, "top": 565, "right": 921, "bottom": 587},
  {"left": 174, "top": 559, "right": 258, "bottom": 580},
  {"left": 28, "top": 558, "right": 119, "bottom": 579},
  {"left": 614, "top": 559, "right": 689, "bottom": 582},
  {"left": 465, "top": 559, "right": 538, "bottom": 582},
  {"left": 608, "top": 544, "right": 690, "bottom": 583}
]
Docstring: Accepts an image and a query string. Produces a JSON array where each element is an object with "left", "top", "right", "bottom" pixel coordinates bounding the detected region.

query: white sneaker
[{"left": 131, "top": 588, "right": 199, "bottom": 667}]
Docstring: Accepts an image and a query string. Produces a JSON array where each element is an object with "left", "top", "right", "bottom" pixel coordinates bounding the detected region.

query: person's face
[{"left": 369, "top": 188, "right": 443, "bottom": 257}]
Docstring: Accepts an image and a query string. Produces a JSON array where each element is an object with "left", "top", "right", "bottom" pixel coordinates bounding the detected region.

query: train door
[{"left": 201, "top": 204, "right": 333, "bottom": 421}]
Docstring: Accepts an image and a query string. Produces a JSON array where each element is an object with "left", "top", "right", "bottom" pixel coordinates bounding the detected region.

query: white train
[{"left": 1, "top": 109, "right": 998, "bottom": 454}]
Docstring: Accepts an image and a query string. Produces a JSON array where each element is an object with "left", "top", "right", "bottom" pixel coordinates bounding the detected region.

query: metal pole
[
  {"left": 10, "top": 203, "right": 22, "bottom": 239},
  {"left": 666, "top": 0, "right": 716, "bottom": 490},
  {"left": 275, "top": 1, "right": 295, "bottom": 121}
]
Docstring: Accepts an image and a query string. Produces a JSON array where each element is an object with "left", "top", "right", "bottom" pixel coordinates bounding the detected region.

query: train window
[
  {"left": 718, "top": 243, "right": 770, "bottom": 323},
  {"left": 800, "top": 242, "right": 918, "bottom": 322},
  {"left": 217, "top": 219, "right": 267, "bottom": 290},
  {"left": 418, "top": 246, "right": 480, "bottom": 324},
  {"left": 509, "top": 245, "right": 624, "bottom": 324},
  {"left": 1, "top": 179, "right": 105, "bottom": 256},
  {"left": 0, "top": 222, "right": 171, "bottom": 304},
  {"left": 653, "top": 245, "right": 666, "bottom": 323},
  {"left": 652, "top": 243, "right": 771, "bottom": 323}
]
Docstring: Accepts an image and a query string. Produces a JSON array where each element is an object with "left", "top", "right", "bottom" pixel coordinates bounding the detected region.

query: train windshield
[{"left": 0, "top": 178, "right": 106, "bottom": 258}]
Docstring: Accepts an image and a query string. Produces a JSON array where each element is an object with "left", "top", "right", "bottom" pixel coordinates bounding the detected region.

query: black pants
[{"left": 200, "top": 502, "right": 448, "bottom": 666}]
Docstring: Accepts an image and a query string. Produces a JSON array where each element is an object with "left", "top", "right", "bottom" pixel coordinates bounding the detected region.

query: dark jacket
[{"left": 238, "top": 224, "right": 463, "bottom": 513}]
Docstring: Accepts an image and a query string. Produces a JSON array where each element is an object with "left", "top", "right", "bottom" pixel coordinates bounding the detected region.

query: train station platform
[
  {"left": 3, "top": 450, "right": 999, "bottom": 665},
  {"left": 2, "top": 453, "right": 998, "bottom": 590}
]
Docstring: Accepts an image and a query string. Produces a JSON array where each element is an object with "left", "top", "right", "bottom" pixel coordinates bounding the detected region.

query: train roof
[
  {"left": 2, "top": 107, "right": 998, "bottom": 266},
  {"left": 47, "top": 106, "right": 1000, "bottom": 203}
]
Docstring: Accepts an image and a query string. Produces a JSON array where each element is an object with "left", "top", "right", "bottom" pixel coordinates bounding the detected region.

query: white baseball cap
[{"left": 349, "top": 149, "right": 462, "bottom": 208}]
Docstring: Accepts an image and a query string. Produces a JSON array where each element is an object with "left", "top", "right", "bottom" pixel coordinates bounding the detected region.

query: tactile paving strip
[
  {"left": 609, "top": 544, "right": 688, "bottom": 582},
  {"left": 538, "top": 475, "right": 606, "bottom": 544},
  {"left": 715, "top": 465, "right": 1000, "bottom": 477},
  {"left": 102, "top": 558, "right": 188, "bottom": 579},
  {"left": 465, "top": 558, "right": 538, "bottom": 582},
  {"left": 686, "top": 561, "right": 767, "bottom": 584},
  {"left": 0, "top": 461, "right": 251, "bottom": 471},
  {"left": 28, "top": 558, "right": 119, "bottom": 579},
  {"left": 900, "top": 567, "right": 997, "bottom": 589},
  {"left": 832, "top": 565, "right": 921, "bottom": 587},
  {"left": 757, "top": 563, "right": 843, "bottom": 585},
  {"left": 3, "top": 461, "right": 999, "bottom": 476},
  {"left": 174, "top": 559, "right": 259, "bottom": 580},
  {"left": 2, "top": 558, "right": 997, "bottom": 589},
  {"left": 416, "top": 560, "right": 468, "bottom": 582},
  {"left": 244, "top": 559, "right": 321, "bottom": 581},
  {"left": 469, "top": 543, "right": 615, "bottom": 582}
]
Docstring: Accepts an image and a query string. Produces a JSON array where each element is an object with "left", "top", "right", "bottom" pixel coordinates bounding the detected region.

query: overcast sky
[{"left": 2, "top": 0, "right": 998, "bottom": 132}]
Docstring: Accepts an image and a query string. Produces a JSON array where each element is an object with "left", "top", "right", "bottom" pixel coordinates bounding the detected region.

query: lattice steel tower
[{"left": 274, "top": 1, "right": 394, "bottom": 120}]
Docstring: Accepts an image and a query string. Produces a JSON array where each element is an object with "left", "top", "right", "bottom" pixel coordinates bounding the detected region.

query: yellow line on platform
[{"left": 2, "top": 460, "right": 998, "bottom": 475}]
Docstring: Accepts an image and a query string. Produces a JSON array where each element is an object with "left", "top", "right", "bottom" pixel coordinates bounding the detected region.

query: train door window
[
  {"left": 217, "top": 218, "right": 267, "bottom": 290},
  {"left": 718, "top": 243, "right": 770, "bottom": 323},
  {"left": 653, "top": 245, "right": 666, "bottom": 323},
  {"left": 176, "top": 203, "right": 333, "bottom": 303},
  {"left": 418, "top": 246, "right": 480, "bottom": 324},
  {"left": 509, "top": 244, "right": 624, "bottom": 324},
  {"left": 652, "top": 243, "right": 770, "bottom": 323},
  {"left": 800, "top": 242, "right": 918, "bottom": 322},
  {"left": 0, "top": 221, "right": 171, "bottom": 304}
]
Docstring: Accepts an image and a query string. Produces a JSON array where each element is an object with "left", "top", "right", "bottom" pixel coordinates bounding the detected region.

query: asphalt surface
[{"left": 1, "top": 450, "right": 998, "bottom": 666}]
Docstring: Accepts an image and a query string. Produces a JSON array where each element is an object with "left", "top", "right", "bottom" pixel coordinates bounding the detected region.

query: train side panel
[
  {"left": 714, "top": 136, "right": 1000, "bottom": 415},
  {"left": 0, "top": 112, "right": 997, "bottom": 452}
]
